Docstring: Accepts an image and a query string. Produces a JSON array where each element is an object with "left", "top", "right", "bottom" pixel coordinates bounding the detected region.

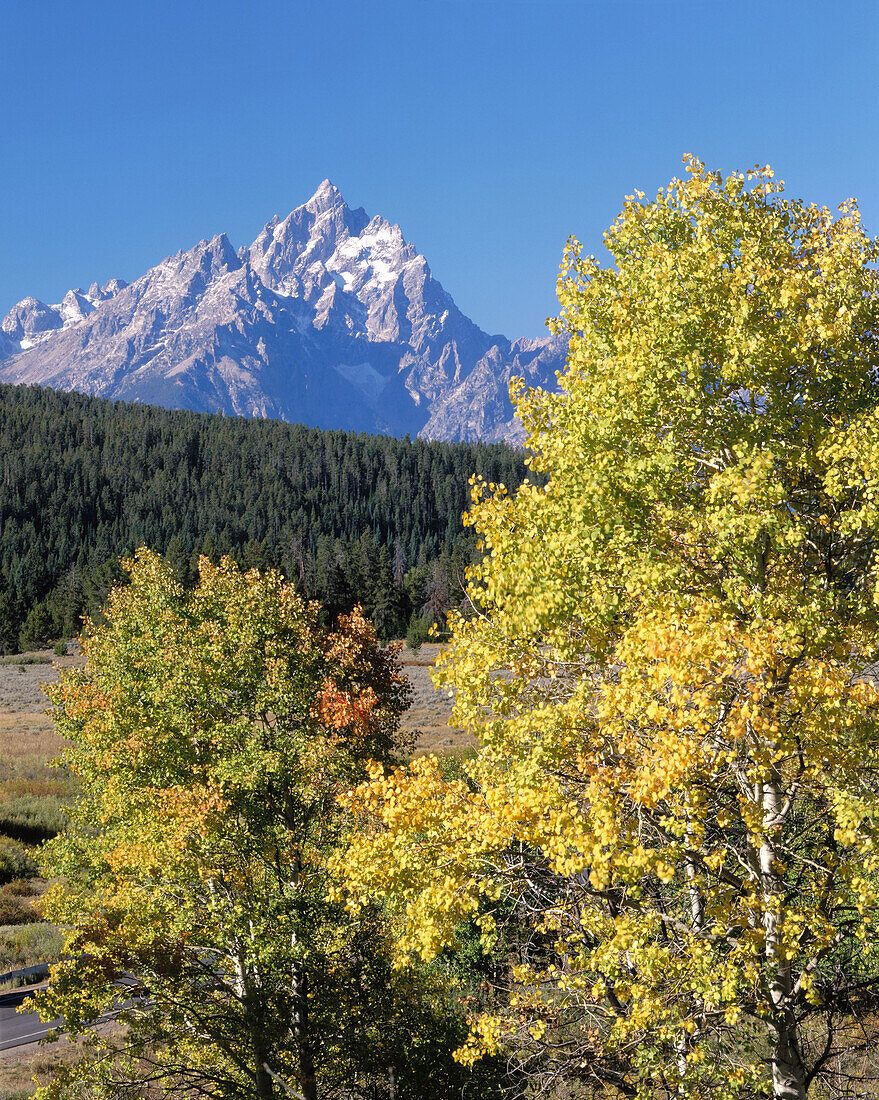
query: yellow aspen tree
[
  {"left": 32, "top": 551, "right": 414, "bottom": 1100},
  {"left": 340, "top": 160, "right": 879, "bottom": 1099}
]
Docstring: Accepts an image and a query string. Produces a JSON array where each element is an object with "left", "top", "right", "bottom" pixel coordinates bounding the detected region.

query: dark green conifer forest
[{"left": 0, "top": 383, "right": 529, "bottom": 651}]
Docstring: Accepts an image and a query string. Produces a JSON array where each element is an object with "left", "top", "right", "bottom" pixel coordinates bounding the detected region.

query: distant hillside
[{"left": 0, "top": 383, "right": 531, "bottom": 651}]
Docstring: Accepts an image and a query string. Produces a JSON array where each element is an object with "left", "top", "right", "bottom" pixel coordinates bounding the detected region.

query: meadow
[
  {"left": 0, "top": 653, "right": 75, "bottom": 969},
  {"left": 396, "top": 642, "right": 470, "bottom": 756}
]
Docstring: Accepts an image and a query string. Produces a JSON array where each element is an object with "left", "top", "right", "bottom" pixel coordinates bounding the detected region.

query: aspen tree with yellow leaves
[
  {"left": 30, "top": 550, "right": 429, "bottom": 1100},
  {"left": 340, "top": 160, "right": 879, "bottom": 1099}
]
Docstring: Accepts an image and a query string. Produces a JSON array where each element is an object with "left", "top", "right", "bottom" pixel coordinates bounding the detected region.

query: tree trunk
[
  {"left": 771, "top": 1009, "right": 808, "bottom": 1100},
  {"left": 758, "top": 777, "right": 808, "bottom": 1100},
  {"left": 292, "top": 962, "right": 318, "bottom": 1100},
  {"left": 242, "top": 997, "right": 277, "bottom": 1100},
  {"left": 232, "top": 936, "right": 276, "bottom": 1100},
  {"left": 253, "top": 1054, "right": 277, "bottom": 1100}
]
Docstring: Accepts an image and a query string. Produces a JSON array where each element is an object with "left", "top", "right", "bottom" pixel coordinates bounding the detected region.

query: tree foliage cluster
[
  {"left": 35, "top": 550, "right": 508, "bottom": 1100},
  {"left": 341, "top": 161, "right": 879, "bottom": 1099},
  {"left": 0, "top": 384, "right": 528, "bottom": 650}
]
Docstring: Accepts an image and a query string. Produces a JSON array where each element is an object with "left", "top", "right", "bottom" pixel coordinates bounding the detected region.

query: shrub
[
  {"left": 0, "top": 891, "right": 39, "bottom": 925},
  {"left": 0, "top": 921, "right": 64, "bottom": 971},
  {"left": 0, "top": 792, "right": 69, "bottom": 843},
  {"left": 0, "top": 837, "right": 38, "bottom": 884},
  {"left": 406, "top": 612, "right": 432, "bottom": 654}
]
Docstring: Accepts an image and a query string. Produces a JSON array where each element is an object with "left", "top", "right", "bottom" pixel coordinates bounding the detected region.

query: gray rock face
[
  {"left": 1, "top": 297, "right": 63, "bottom": 344},
  {"left": 0, "top": 182, "right": 565, "bottom": 441}
]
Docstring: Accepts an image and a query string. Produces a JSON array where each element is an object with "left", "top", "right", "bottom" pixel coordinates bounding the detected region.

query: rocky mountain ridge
[{"left": 0, "top": 182, "right": 566, "bottom": 441}]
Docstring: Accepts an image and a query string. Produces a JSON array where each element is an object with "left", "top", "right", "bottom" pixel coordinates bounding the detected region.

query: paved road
[
  {"left": 0, "top": 986, "right": 61, "bottom": 1050},
  {"left": 0, "top": 985, "right": 130, "bottom": 1051}
]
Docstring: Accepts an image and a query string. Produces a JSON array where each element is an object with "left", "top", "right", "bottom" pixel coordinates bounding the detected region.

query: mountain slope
[{"left": 0, "top": 182, "right": 565, "bottom": 441}]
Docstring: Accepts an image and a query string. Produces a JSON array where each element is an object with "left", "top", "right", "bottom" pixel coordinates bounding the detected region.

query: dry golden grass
[
  {"left": 396, "top": 642, "right": 473, "bottom": 756},
  {"left": 0, "top": 1035, "right": 98, "bottom": 1097},
  {"left": 0, "top": 717, "right": 65, "bottom": 767},
  {"left": 0, "top": 652, "right": 75, "bottom": 766}
]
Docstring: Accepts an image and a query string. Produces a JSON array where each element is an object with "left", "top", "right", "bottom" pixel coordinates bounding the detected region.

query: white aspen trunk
[
  {"left": 215, "top": 881, "right": 276, "bottom": 1097},
  {"left": 674, "top": 1029, "right": 690, "bottom": 1090},
  {"left": 677, "top": 817, "right": 703, "bottom": 1094},
  {"left": 233, "top": 937, "right": 276, "bottom": 1099},
  {"left": 758, "top": 777, "right": 808, "bottom": 1100},
  {"left": 684, "top": 818, "right": 705, "bottom": 931}
]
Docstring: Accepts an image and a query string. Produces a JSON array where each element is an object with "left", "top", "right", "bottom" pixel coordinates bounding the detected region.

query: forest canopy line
[{"left": 0, "top": 383, "right": 530, "bottom": 649}]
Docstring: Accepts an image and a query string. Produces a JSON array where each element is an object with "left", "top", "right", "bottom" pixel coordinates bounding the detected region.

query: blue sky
[{"left": 2, "top": 0, "right": 877, "bottom": 338}]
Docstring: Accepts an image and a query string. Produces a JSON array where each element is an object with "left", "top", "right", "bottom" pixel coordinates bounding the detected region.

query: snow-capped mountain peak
[
  {"left": 0, "top": 186, "right": 566, "bottom": 441},
  {"left": 305, "top": 178, "right": 345, "bottom": 212}
]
